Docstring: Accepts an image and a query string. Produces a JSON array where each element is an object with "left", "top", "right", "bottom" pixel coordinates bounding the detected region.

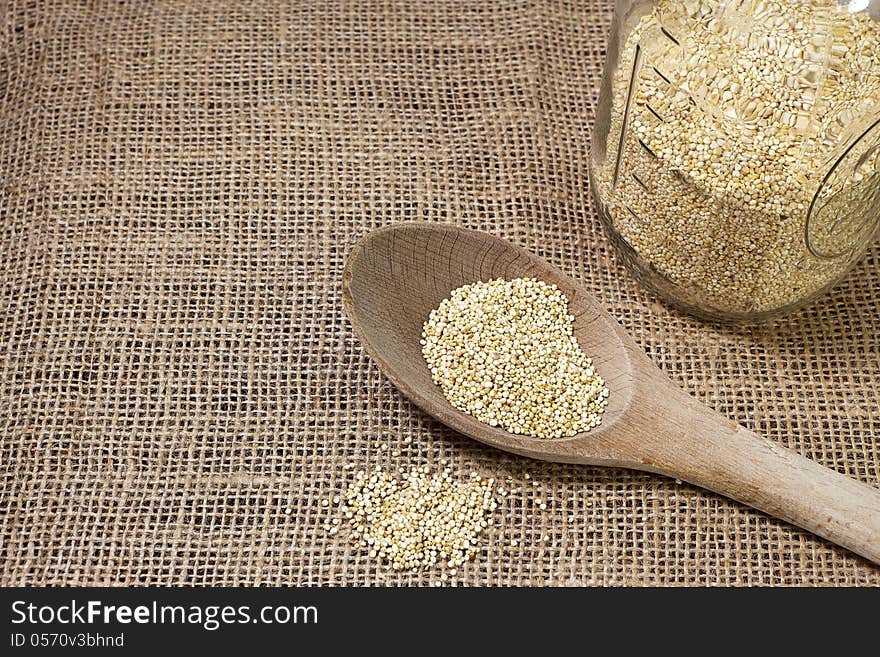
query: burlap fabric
[{"left": 1, "top": 0, "right": 878, "bottom": 587}]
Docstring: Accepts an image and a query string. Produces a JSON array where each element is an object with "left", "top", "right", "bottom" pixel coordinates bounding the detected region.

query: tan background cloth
[{"left": 1, "top": 0, "right": 878, "bottom": 586}]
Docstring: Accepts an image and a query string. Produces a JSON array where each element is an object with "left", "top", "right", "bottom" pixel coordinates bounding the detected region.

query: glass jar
[{"left": 591, "top": 0, "right": 880, "bottom": 321}]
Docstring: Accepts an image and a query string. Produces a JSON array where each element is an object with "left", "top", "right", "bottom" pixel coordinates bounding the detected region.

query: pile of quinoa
[
  {"left": 339, "top": 466, "right": 497, "bottom": 573},
  {"left": 593, "top": 0, "right": 880, "bottom": 315},
  {"left": 421, "top": 277, "right": 609, "bottom": 439},
  {"left": 327, "top": 464, "right": 569, "bottom": 580}
]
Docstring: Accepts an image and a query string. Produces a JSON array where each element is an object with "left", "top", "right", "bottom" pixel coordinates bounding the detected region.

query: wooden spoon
[{"left": 342, "top": 222, "right": 880, "bottom": 564}]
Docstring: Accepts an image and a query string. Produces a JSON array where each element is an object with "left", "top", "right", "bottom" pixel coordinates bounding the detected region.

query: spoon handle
[{"left": 641, "top": 390, "right": 880, "bottom": 564}]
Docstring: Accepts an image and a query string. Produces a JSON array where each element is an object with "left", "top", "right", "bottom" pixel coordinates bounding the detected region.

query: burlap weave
[{"left": 1, "top": 0, "right": 878, "bottom": 587}]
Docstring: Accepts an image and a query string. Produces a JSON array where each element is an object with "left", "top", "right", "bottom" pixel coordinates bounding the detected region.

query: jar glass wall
[{"left": 590, "top": 0, "right": 880, "bottom": 321}]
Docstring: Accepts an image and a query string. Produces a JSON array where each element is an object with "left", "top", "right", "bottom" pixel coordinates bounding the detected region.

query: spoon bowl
[
  {"left": 343, "top": 222, "right": 880, "bottom": 564},
  {"left": 342, "top": 222, "right": 636, "bottom": 464}
]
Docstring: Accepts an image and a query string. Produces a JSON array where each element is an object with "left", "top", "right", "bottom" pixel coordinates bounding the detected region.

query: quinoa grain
[
  {"left": 421, "top": 277, "right": 609, "bottom": 439},
  {"left": 594, "top": 0, "right": 880, "bottom": 315},
  {"left": 339, "top": 466, "right": 497, "bottom": 572}
]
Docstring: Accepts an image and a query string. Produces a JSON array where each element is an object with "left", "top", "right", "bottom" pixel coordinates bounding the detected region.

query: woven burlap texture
[{"left": 0, "top": 0, "right": 878, "bottom": 586}]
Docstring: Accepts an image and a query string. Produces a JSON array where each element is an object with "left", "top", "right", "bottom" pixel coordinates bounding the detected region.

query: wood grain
[{"left": 342, "top": 222, "right": 880, "bottom": 564}]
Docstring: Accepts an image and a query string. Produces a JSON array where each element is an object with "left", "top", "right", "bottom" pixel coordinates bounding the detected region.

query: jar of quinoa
[{"left": 591, "top": 0, "right": 880, "bottom": 321}]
